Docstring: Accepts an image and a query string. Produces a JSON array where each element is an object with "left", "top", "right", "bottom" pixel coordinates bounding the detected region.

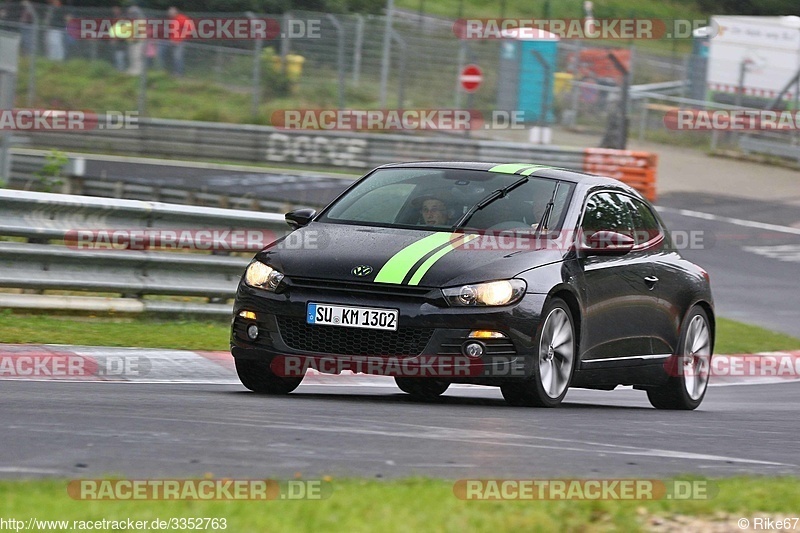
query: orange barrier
[{"left": 582, "top": 148, "right": 658, "bottom": 202}]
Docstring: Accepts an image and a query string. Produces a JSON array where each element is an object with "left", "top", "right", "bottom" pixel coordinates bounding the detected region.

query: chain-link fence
[{"left": 0, "top": 3, "right": 704, "bottom": 145}]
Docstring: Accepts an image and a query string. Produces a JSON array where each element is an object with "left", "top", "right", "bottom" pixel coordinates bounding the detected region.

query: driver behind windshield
[
  {"left": 420, "top": 197, "right": 450, "bottom": 225},
  {"left": 412, "top": 193, "right": 456, "bottom": 226}
]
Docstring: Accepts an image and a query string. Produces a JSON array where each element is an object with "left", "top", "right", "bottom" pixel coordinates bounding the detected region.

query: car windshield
[{"left": 319, "top": 168, "right": 574, "bottom": 232}]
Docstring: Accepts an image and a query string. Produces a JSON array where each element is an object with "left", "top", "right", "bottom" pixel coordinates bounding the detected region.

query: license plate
[{"left": 306, "top": 303, "right": 399, "bottom": 331}]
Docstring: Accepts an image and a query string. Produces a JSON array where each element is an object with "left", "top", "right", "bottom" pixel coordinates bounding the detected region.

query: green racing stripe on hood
[
  {"left": 374, "top": 232, "right": 454, "bottom": 284},
  {"left": 407, "top": 234, "right": 479, "bottom": 286}
]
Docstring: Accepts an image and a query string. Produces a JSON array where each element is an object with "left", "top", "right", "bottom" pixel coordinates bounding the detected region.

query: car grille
[
  {"left": 288, "top": 277, "right": 435, "bottom": 299},
  {"left": 276, "top": 316, "right": 434, "bottom": 356}
]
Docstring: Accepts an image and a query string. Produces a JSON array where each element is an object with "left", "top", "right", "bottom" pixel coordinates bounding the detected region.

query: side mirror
[
  {"left": 285, "top": 208, "right": 316, "bottom": 230},
  {"left": 582, "top": 230, "right": 635, "bottom": 256}
]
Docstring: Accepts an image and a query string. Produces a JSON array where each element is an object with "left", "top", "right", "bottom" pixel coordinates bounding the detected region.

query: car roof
[{"left": 375, "top": 161, "right": 638, "bottom": 194}]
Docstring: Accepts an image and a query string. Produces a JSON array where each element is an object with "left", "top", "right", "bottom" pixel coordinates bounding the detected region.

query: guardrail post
[
  {"left": 391, "top": 30, "right": 407, "bottom": 109},
  {"left": 638, "top": 96, "right": 648, "bottom": 140},
  {"left": 280, "top": 12, "right": 291, "bottom": 74},
  {"left": 379, "top": 0, "right": 395, "bottom": 108},
  {"left": 248, "top": 12, "right": 264, "bottom": 118},
  {"left": 23, "top": 4, "right": 39, "bottom": 108},
  {"left": 352, "top": 14, "right": 364, "bottom": 85},
  {"left": 0, "top": 32, "right": 20, "bottom": 184},
  {"left": 327, "top": 14, "right": 346, "bottom": 110}
]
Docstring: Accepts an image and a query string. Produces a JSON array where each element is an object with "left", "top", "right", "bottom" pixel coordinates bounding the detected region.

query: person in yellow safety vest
[{"left": 108, "top": 6, "right": 127, "bottom": 71}]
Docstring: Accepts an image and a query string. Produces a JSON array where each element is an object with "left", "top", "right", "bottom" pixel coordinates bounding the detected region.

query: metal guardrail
[
  {"left": 0, "top": 189, "right": 288, "bottom": 316},
  {"left": 7, "top": 150, "right": 302, "bottom": 211},
  {"left": 20, "top": 117, "right": 659, "bottom": 200},
  {"left": 739, "top": 135, "right": 800, "bottom": 164}
]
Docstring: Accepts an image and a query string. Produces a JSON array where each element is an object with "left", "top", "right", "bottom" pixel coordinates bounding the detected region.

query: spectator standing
[
  {"left": 167, "top": 6, "right": 193, "bottom": 76},
  {"left": 19, "top": 0, "right": 37, "bottom": 54},
  {"left": 126, "top": 2, "right": 145, "bottom": 75},
  {"left": 43, "top": 0, "right": 65, "bottom": 61},
  {"left": 109, "top": 6, "right": 126, "bottom": 71}
]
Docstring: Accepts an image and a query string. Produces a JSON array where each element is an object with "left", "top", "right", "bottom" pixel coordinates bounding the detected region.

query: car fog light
[
  {"left": 463, "top": 341, "right": 485, "bottom": 358},
  {"left": 468, "top": 330, "right": 506, "bottom": 339},
  {"left": 246, "top": 324, "right": 259, "bottom": 340}
]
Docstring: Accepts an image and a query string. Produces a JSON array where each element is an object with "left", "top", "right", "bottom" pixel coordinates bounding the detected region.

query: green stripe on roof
[
  {"left": 488, "top": 163, "right": 538, "bottom": 174},
  {"left": 518, "top": 165, "right": 553, "bottom": 175},
  {"left": 374, "top": 232, "right": 453, "bottom": 284}
]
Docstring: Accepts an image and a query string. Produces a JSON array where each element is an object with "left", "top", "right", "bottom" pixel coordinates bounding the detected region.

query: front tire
[
  {"left": 647, "top": 306, "right": 712, "bottom": 410},
  {"left": 235, "top": 359, "right": 303, "bottom": 394},
  {"left": 394, "top": 377, "right": 449, "bottom": 399},
  {"left": 501, "top": 298, "right": 576, "bottom": 407}
]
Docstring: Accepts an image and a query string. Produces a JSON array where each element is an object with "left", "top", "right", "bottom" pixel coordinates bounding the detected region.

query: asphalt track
[
  {"left": 3, "top": 154, "right": 797, "bottom": 481},
  {"left": 657, "top": 192, "right": 800, "bottom": 337},
  {"left": 2, "top": 376, "right": 800, "bottom": 479}
]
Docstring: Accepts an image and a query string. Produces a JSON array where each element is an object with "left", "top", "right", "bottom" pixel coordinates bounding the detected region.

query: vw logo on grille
[{"left": 351, "top": 265, "right": 373, "bottom": 277}]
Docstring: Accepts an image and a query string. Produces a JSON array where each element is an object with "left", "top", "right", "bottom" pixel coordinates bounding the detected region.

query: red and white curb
[{"left": 0, "top": 344, "right": 799, "bottom": 387}]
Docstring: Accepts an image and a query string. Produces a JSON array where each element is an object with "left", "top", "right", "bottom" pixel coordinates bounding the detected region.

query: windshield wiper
[
  {"left": 454, "top": 177, "right": 529, "bottom": 229},
  {"left": 535, "top": 182, "right": 560, "bottom": 236}
]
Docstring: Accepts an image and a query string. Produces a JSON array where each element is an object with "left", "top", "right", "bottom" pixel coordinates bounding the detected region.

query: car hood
[{"left": 257, "top": 222, "right": 567, "bottom": 288}]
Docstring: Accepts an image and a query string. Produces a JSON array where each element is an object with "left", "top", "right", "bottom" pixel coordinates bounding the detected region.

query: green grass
[
  {"left": 715, "top": 318, "right": 800, "bottom": 355},
  {"left": 0, "top": 312, "right": 230, "bottom": 351},
  {"left": 16, "top": 56, "right": 386, "bottom": 126},
  {"left": 0, "top": 312, "right": 797, "bottom": 354},
  {"left": 1, "top": 476, "right": 799, "bottom": 532}
]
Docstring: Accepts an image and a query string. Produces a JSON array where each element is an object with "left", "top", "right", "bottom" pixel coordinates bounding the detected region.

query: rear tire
[
  {"left": 235, "top": 359, "right": 303, "bottom": 394},
  {"left": 501, "top": 297, "right": 576, "bottom": 407},
  {"left": 394, "top": 377, "right": 449, "bottom": 399},
  {"left": 647, "top": 306, "right": 712, "bottom": 410}
]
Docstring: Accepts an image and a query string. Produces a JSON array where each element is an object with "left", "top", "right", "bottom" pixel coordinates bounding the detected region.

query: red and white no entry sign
[{"left": 460, "top": 64, "right": 483, "bottom": 93}]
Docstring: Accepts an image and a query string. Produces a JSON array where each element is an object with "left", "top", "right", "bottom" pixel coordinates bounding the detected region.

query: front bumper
[{"left": 230, "top": 281, "right": 547, "bottom": 384}]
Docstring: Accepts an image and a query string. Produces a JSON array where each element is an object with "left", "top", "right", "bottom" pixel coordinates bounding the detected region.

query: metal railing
[
  {"left": 18, "top": 117, "right": 658, "bottom": 200},
  {"left": 0, "top": 189, "right": 288, "bottom": 316},
  {"left": 7, "top": 149, "right": 311, "bottom": 211}
]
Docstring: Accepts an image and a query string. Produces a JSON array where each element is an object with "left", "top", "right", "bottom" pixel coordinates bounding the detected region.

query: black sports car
[{"left": 231, "top": 162, "right": 714, "bottom": 409}]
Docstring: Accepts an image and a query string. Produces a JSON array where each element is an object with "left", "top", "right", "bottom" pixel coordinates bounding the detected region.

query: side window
[
  {"left": 581, "top": 192, "right": 634, "bottom": 242},
  {"left": 630, "top": 199, "right": 662, "bottom": 245},
  {"left": 334, "top": 183, "right": 416, "bottom": 223}
]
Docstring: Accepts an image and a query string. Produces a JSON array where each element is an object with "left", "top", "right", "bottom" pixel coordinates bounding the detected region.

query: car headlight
[
  {"left": 442, "top": 279, "right": 526, "bottom": 307},
  {"left": 244, "top": 260, "right": 284, "bottom": 291}
]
